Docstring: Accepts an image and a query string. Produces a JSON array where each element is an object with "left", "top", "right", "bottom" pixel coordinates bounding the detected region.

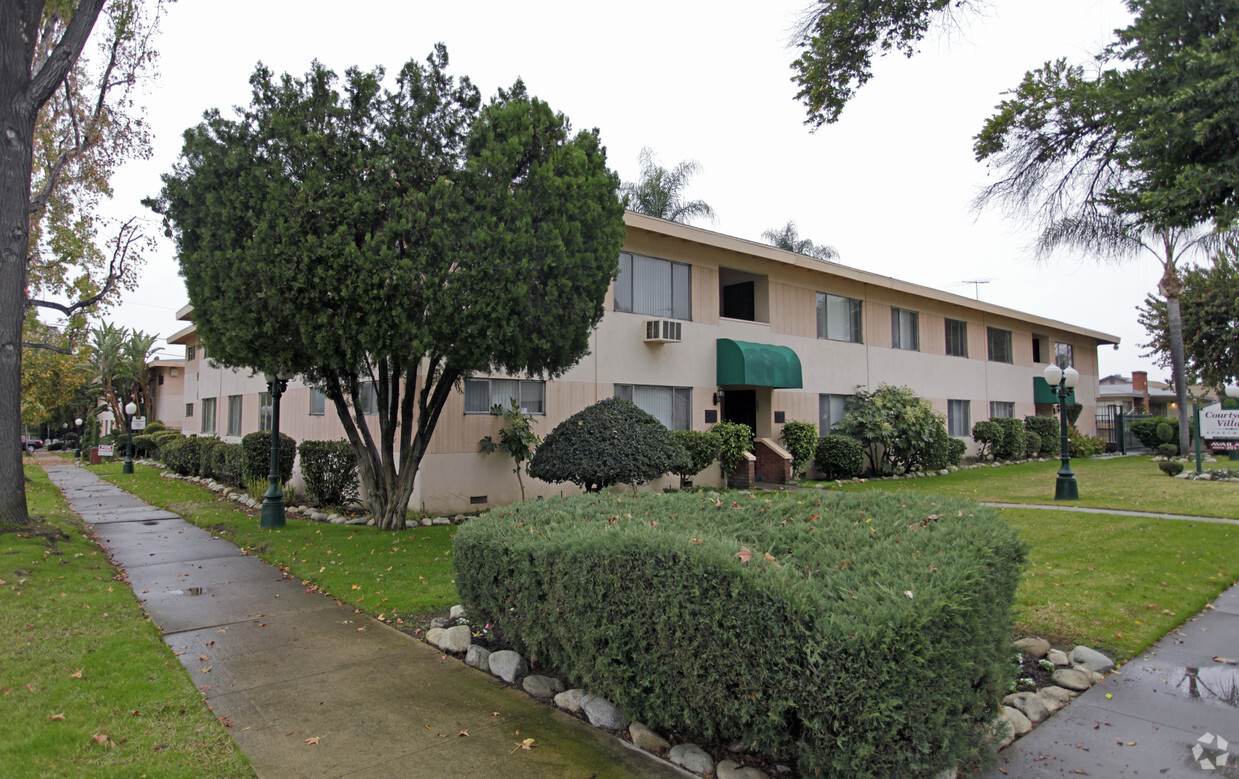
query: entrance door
[{"left": 723, "top": 389, "right": 757, "bottom": 439}]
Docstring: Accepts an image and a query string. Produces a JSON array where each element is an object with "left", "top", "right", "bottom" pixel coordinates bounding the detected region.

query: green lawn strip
[
  {"left": 997, "top": 506, "right": 1239, "bottom": 660},
  {"left": 90, "top": 464, "right": 457, "bottom": 623},
  {"left": 1, "top": 465, "right": 251, "bottom": 778},
  {"left": 812, "top": 456, "right": 1239, "bottom": 518}
]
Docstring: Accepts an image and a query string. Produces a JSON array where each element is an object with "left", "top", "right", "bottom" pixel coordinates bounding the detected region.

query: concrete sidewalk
[
  {"left": 982, "top": 581, "right": 1239, "bottom": 778},
  {"left": 42, "top": 459, "right": 688, "bottom": 779}
]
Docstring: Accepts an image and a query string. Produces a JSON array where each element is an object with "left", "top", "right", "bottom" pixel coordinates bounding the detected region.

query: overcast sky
[{"left": 96, "top": 0, "right": 1162, "bottom": 378}]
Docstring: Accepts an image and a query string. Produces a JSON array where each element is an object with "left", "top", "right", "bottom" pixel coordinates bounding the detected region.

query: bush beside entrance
[{"left": 455, "top": 490, "right": 1027, "bottom": 776}]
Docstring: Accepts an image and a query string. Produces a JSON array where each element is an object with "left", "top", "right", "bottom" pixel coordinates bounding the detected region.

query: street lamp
[
  {"left": 123, "top": 401, "right": 138, "bottom": 474},
  {"left": 74, "top": 417, "right": 83, "bottom": 458},
  {"left": 260, "top": 370, "right": 289, "bottom": 528},
  {"left": 1044, "top": 364, "right": 1080, "bottom": 500}
]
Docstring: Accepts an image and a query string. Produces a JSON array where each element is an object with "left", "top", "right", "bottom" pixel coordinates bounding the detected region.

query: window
[
  {"left": 945, "top": 318, "right": 968, "bottom": 357},
  {"left": 816, "top": 293, "right": 863, "bottom": 343},
  {"left": 227, "top": 395, "right": 243, "bottom": 436},
  {"left": 200, "top": 345, "right": 207, "bottom": 359},
  {"left": 614, "top": 252, "right": 691, "bottom": 320},
  {"left": 948, "top": 399, "right": 970, "bottom": 437},
  {"left": 990, "top": 401, "right": 1015, "bottom": 419},
  {"left": 987, "top": 327, "right": 1013, "bottom": 363},
  {"left": 819, "top": 393, "right": 849, "bottom": 435},
  {"left": 614, "top": 384, "right": 691, "bottom": 430},
  {"left": 186, "top": 345, "right": 196, "bottom": 361},
  {"left": 185, "top": 402, "right": 194, "bottom": 418},
  {"left": 158, "top": 373, "right": 165, "bottom": 385},
  {"left": 258, "top": 392, "right": 273, "bottom": 432},
  {"left": 1055, "top": 342, "right": 1074, "bottom": 368},
  {"left": 310, "top": 389, "right": 325, "bottom": 416},
  {"left": 891, "top": 307, "right": 919, "bottom": 351},
  {"left": 201, "top": 397, "right": 216, "bottom": 435},
  {"left": 170, "top": 368, "right": 179, "bottom": 377},
  {"left": 464, "top": 378, "right": 546, "bottom": 415},
  {"left": 358, "top": 381, "right": 379, "bottom": 415}
]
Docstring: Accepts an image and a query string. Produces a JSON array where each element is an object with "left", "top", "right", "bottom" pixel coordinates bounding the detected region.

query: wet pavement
[
  {"left": 983, "top": 582, "right": 1239, "bottom": 778},
  {"left": 42, "top": 459, "right": 689, "bottom": 779}
]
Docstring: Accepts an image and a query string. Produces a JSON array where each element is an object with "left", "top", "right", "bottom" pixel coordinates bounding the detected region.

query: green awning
[
  {"left": 717, "top": 339, "right": 803, "bottom": 388},
  {"left": 1033, "top": 377, "right": 1076, "bottom": 404}
]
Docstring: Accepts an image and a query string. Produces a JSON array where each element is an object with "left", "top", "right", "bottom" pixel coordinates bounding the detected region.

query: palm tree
[
  {"left": 762, "top": 221, "right": 838, "bottom": 261},
  {"left": 620, "top": 147, "right": 715, "bottom": 225},
  {"left": 79, "top": 323, "right": 158, "bottom": 428}
]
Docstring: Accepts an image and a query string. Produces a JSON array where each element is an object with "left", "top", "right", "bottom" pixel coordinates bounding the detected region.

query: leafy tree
[
  {"left": 150, "top": 49, "right": 626, "bottom": 530},
  {"left": 669, "top": 429, "right": 721, "bottom": 488},
  {"left": 761, "top": 221, "right": 838, "bottom": 261},
  {"left": 779, "top": 420, "right": 819, "bottom": 478},
  {"left": 1139, "top": 245, "right": 1239, "bottom": 394},
  {"left": 479, "top": 398, "right": 542, "bottom": 502},
  {"left": 711, "top": 421, "right": 755, "bottom": 480},
  {"left": 619, "top": 147, "right": 715, "bottom": 224},
  {"left": 2, "top": 0, "right": 162, "bottom": 527},
  {"left": 835, "top": 384, "right": 947, "bottom": 475},
  {"left": 20, "top": 321, "right": 87, "bottom": 427},
  {"left": 528, "top": 398, "right": 689, "bottom": 493}
]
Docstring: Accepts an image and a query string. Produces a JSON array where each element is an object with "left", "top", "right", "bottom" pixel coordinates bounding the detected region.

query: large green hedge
[
  {"left": 455, "top": 491, "right": 1026, "bottom": 776},
  {"left": 241, "top": 431, "right": 296, "bottom": 485},
  {"left": 297, "top": 439, "right": 360, "bottom": 507}
]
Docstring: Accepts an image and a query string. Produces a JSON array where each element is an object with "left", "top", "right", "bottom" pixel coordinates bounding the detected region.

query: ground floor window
[
  {"left": 614, "top": 384, "right": 690, "bottom": 430},
  {"left": 819, "top": 393, "right": 849, "bottom": 435},
  {"left": 310, "top": 389, "right": 325, "bottom": 415},
  {"left": 948, "top": 399, "right": 970, "bottom": 437},
  {"left": 201, "top": 397, "right": 216, "bottom": 435},
  {"left": 227, "top": 395, "right": 243, "bottom": 436},
  {"left": 990, "top": 401, "right": 1015, "bottom": 419},
  {"left": 258, "top": 392, "right": 273, "bottom": 431},
  {"left": 464, "top": 378, "right": 546, "bottom": 414}
]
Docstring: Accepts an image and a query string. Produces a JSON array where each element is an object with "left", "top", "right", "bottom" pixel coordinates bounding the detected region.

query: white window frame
[
  {"left": 948, "top": 399, "right": 970, "bottom": 437},
  {"left": 614, "top": 384, "right": 691, "bottom": 430},
  {"left": 945, "top": 318, "right": 968, "bottom": 358},
  {"left": 201, "top": 397, "right": 216, "bottom": 435},
  {"left": 987, "top": 327, "right": 1013, "bottom": 364},
  {"left": 464, "top": 378, "right": 546, "bottom": 415},
  {"left": 227, "top": 395, "right": 243, "bottom": 437},
  {"left": 185, "top": 402, "right": 193, "bottom": 418},
  {"left": 614, "top": 252, "right": 692, "bottom": 321},
  {"left": 310, "top": 389, "right": 325, "bottom": 416},
  {"left": 891, "top": 307, "right": 919, "bottom": 351},
  {"left": 990, "top": 401, "right": 1015, "bottom": 419},
  {"left": 816, "top": 293, "right": 863, "bottom": 343}
]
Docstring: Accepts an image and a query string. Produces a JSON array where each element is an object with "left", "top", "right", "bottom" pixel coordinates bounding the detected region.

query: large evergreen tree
[{"left": 150, "top": 48, "right": 626, "bottom": 530}]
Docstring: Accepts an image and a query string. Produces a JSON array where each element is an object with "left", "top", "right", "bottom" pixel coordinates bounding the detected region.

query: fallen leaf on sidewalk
[
  {"left": 69, "top": 669, "right": 82, "bottom": 679},
  {"left": 512, "top": 737, "right": 537, "bottom": 752},
  {"left": 1215, "top": 657, "right": 1236, "bottom": 665},
  {"left": 304, "top": 737, "right": 320, "bottom": 745},
  {"left": 48, "top": 713, "right": 65, "bottom": 721},
  {"left": 458, "top": 730, "right": 469, "bottom": 737}
]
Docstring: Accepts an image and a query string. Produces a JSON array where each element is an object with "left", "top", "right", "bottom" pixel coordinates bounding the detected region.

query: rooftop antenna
[{"left": 961, "top": 279, "right": 991, "bottom": 300}]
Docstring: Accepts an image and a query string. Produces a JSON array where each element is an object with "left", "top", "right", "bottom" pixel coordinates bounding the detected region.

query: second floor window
[
  {"left": 945, "top": 318, "right": 968, "bottom": 357},
  {"left": 1055, "top": 342, "right": 1074, "bottom": 368},
  {"left": 891, "top": 307, "right": 919, "bottom": 351},
  {"left": 988, "top": 327, "right": 1013, "bottom": 363},
  {"left": 614, "top": 252, "right": 691, "bottom": 320},
  {"left": 817, "top": 293, "right": 862, "bottom": 343}
]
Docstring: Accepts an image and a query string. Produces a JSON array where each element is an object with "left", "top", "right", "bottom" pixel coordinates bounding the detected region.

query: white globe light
[
  {"left": 1063, "top": 367, "right": 1080, "bottom": 389},
  {"left": 125, "top": 401, "right": 138, "bottom": 416},
  {"left": 75, "top": 418, "right": 83, "bottom": 426},
  {"left": 1043, "top": 364, "right": 1063, "bottom": 385}
]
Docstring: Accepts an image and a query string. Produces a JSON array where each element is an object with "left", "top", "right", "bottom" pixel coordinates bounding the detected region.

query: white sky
[{"left": 98, "top": 0, "right": 1163, "bottom": 379}]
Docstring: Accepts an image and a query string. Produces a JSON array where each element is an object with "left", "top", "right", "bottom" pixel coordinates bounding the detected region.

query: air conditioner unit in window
[{"left": 644, "top": 319, "right": 682, "bottom": 343}]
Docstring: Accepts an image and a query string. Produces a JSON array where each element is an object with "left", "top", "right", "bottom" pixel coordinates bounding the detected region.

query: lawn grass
[
  {"left": 1, "top": 464, "right": 251, "bottom": 778},
  {"left": 815, "top": 455, "right": 1239, "bottom": 518},
  {"left": 90, "top": 463, "right": 457, "bottom": 623},
  {"left": 997, "top": 506, "right": 1239, "bottom": 659}
]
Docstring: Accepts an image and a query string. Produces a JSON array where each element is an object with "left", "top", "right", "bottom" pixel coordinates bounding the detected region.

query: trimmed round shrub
[
  {"left": 948, "top": 437, "right": 967, "bottom": 466},
  {"left": 161, "top": 436, "right": 201, "bottom": 476},
  {"left": 1158, "top": 443, "right": 1179, "bottom": 458},
  {"left": 711, "top": 421, "right": 755, "bottom": 476},
  {"left": 971, "top": 420, "right": 1003, "bottom": 459},
  {"left": 142, "top": 420, "right": 167, "bottom": 435},
  {"left": 1024, "top": 415, "right": 1058, "bottom": 456},
  {"left": 455, "top": 490, "right": 1027, "bottom": 777},
  {"left": 992, "top": 418, "right": 1027, "bottom": 460},
  {"left": 1023, "top": 431, "right": 1041, "bottom": 459},
  {"left": 298, "top": 439, "right": 360, "bottom": 507},
  {"left": 528, "top": 398, "right": 689, "bottom": 493},
  {"left": 669, "top": 430, "right": 721, "bottom": 487},
  {"left": 241, "top": 431, "right": 296, "bottom": 485},
  {"left": 779, "top": 421, "right": 819, "bottom": 478},
  {"left": 813, "top": 433, "right": 864, "bottom": 479},
  {"left": 1159, "top": 461, "right": 1185, "bottom": 477}
]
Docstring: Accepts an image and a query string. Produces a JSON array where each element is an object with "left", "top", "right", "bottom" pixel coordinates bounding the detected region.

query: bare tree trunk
[{"left": 1160, "top": 262, "right": 1192, "bottom": 455}]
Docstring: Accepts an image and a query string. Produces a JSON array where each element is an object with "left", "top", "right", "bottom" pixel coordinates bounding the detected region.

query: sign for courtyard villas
[{"left": 1201, "top": 399, "right": 1239, "bottom": 450}]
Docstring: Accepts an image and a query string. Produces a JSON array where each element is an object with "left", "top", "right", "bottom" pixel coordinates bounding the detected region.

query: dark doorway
[
  {"left": 722, "top": 389, "right": 757, "bottom": 439},
  {"left": 721, "top": 281, "right": 755, "bottom": 321}
]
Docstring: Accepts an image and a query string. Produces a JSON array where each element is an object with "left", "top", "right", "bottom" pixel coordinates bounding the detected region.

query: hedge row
[{"left": 455, "top": 490, "right": 1027, "bottom": 776}]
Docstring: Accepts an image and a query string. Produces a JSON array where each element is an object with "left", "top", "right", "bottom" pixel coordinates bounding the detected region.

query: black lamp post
[
  {"left": 74, "top": 417, "right": 83, "bottom": 458},
  {"left": 1043, "top": 364, "right": 1080, "bottom": 500},
  {"left": 260, "top": 371, "right": 288, "bottom": 528},
  {"left": 122, "top": 401, "right": 137, "bottom": 474}
]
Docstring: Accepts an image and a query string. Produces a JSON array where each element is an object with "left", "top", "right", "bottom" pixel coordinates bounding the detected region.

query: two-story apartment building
[{"left": 156, "top": 212, "right": 1118, "bottom": 514}]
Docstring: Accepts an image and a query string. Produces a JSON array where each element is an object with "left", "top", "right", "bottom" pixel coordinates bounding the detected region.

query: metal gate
[{"left": 1096, "top": 407, "right": 1150, "bottom": 453}]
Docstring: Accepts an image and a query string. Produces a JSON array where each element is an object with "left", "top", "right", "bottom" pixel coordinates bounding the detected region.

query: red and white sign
[
  {"left": 98, "top": 444, "right": 115, "bottom": 457},
  {"left": 1200, "top": 402, "right": 1239, "bottom": 440}
]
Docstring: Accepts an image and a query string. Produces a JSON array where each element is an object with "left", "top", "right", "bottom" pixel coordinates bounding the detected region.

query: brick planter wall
[
  {"left": 754, "top": 438, "right": 792, "bottom": 484},
  {"left": 727, "top": 451, "right": 757, "bottom": 488}
]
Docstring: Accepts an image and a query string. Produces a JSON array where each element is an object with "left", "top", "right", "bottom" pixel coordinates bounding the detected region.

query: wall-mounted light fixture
[{"left": 713, "top": 388, "right": 725, "bottom": 406}]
